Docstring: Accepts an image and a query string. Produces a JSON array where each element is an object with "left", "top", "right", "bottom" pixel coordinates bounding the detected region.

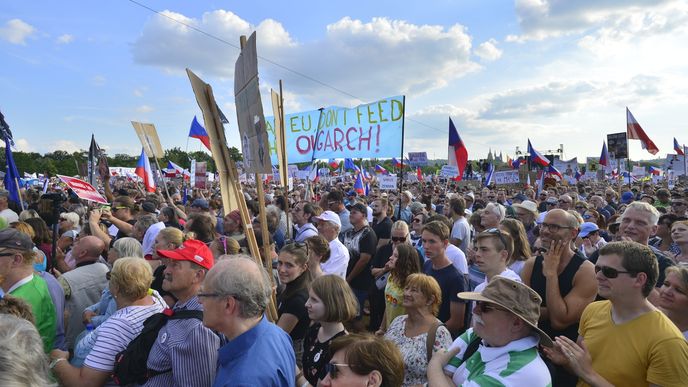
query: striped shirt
[
  {"left": 444, "top": 328, "right": 551, "bottom": 386},
  {"left": 143, "top": 296, "right": 223, "bottom": 387},
  {"left": 83, "top": 292, "right": 166, "bottom": 382}
]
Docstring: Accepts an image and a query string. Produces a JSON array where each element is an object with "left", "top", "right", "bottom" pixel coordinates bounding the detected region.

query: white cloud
[
  {"left": 507, "top": 0, "right": 688, "bottom": 43},
  {"left": 56, "top": 34, "right": 74, "bottom": 44},
  {"left": 136, "top": 105, "right": 154, "bottom": 113},
  {"left": 474, "top": 39, "right": 502, "bottom": 61},
  {"left": 14, "top": 138, "right": 35, "bottom": 152},
  {"left": 51, "top": 140, "right": 81, "bottom": 153},
  {"left": 91, "top": 75, "right": 106, "bottom": 86},
  {"left": 132, "top": 11, "right": 480, "bottom": 104},
  {"left": 0, "top": 19, "right": 36, "bottom": 45},
  {"left": 133, "top": 87, "right": 147, "bottom": 97}
]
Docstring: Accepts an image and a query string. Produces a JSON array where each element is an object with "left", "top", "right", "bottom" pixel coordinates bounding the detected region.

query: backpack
[{"left": 112, "top": 308, "right": 203, "bottom": 386}]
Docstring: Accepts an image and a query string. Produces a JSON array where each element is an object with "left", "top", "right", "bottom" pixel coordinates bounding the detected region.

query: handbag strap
[{"left": 426, "top": 320, "right": 444, "bottom": 361}]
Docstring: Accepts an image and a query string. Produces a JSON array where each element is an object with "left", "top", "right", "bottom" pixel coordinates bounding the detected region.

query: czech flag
[
  {"left": 392, "top": 157, "right": 402, "bottom": 168},
  {"left": 135, "top": 148, "right": 156, "bottom": 192},
  {"left": 344, "top": 158, "right": 358, "bottom": 172},
  {"left": 599, "top": 141, "right": 609, "bottom": 167},
  {"left": 448, "top": 118, "right": 468, "bottom": 181},
  {"left": 511, "top": 157, "right": 525, "bottom": 170},
  {"left": 547, "top": 164, "right": 563, "bottom": 181},
  {"left": 574, "top": 169, "right": 582, "bottom": 181},
  {"left": 166, "top": 160, "right": 190, "bottom": 179},
  {"left": 354, "top": 172, "right": 365, "bottom": 194},
  {"left": 626, "top": 107, "right": 659, "bottom": 155},
  {"left": 189, "top": 116, "right": 211, "bottom": 151},
  {"left": 527, "top": 139, "right": 550, "bottom": 167},
  {"left": 328, "top": 158, "right": 340, "bottom": 169},
  {"left": 375, "top": 164, "right": 389, "bottom": 175},
  {"left": 649, "top": 166, "right": 661, "bottom": 175},
  {"left": 674, "top": 138, "right": 684, "bottom": 156},
  {"left": 484, "top": 163, "right": 495, "bottom": 187},
  {"left": 362, "top": 167, "right": 371, "bottom": 181}
]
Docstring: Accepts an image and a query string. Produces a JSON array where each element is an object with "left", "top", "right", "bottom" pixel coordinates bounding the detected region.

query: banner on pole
[
  {"left": 57, "top": 175, "right": 108, "bottom": 204},
  {"left": 408, "top": 152, "right": 428, "bottom": 167},
  {"left": 439, "top": 165, "right": 459, "bottom": 178},
  {"left": 194, "top": 162, "right": 207, "bottom": 188},
  {"left": 378, "top": 175, "right": 397, "bottom": 190},
  {"left": 266, "top": 95, "right": 405, "bottom": 164}
]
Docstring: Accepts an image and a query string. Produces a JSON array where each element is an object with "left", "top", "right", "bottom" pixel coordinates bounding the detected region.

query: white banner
[
  {"left": 379, "top": 175, "right": 398, "bottom": 190},
  {"left": 408, "top": 152, "right": 428, "bottom": 166},
  {"left": 440, "top": 165, "right": 459, "bottom": 178},
  {"left": 553, "top": 157, "right": 578, "bottom": 177},
  {"left": 493, "top": 170, "right": 520, "bottom": 185},
  {"left": 632, "top": 166, "right": 646, "bottom": 177}
]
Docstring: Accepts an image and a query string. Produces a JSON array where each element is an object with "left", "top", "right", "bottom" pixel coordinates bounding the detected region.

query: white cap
[{"left": 313, "top": 210, "right": 341, "bottom": 228}]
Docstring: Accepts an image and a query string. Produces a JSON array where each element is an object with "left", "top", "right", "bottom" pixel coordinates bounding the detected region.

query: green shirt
[{"left": 11, "top": 275, "right": 57, "bottom": 352}]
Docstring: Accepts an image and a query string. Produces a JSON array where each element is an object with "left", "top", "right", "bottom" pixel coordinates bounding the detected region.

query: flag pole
[
  {"left": 396, "top": 96, "right": 406, "bottom": 220},
  {"left": 144, "top": 134, "right": 172, "bottom": 199}
]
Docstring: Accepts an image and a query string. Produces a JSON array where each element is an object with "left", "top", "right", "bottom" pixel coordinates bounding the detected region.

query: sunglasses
[
  {"left": 391, "top": 236, "right": 407, "bottom": 243},
  {"left": 484, "top": 228, "right": 508, "bottom": 249},
  {"left": 534, "top": 247, "right": 548, "bottom": 255},
  {"left": 583, "top": 214, "right": 592, "bottom": 220},
  {"left": 294, "top": 241, "right": 310, "bottom": 256},
  {"left": 105, "top": 271, "right": 111, "bottom": 281},
  {"left": 476, "top": 301, "right": 508, "bottom": 314},
  {"left": 594, "top": 265, "right": 635, "bottom": 279},
  {"left": 325, "top": 363, "right": 351, "bottom": 379},
  {"left": 540, "top": 222, "right": 571, "bottom": 232}
]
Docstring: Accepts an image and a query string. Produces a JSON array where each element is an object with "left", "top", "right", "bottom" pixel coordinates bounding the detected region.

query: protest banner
[
  {"left": 235, "top": 32, "right": 272, "bottom": 174},
  {"left": 408, "top": 152, "right": 428, "bottom": 166},
  {"left": 379, "top": 175, "right": 397, "bottom": 190},
  {"left": 195, "top": 161, "right": 207, "bottom": 189},
  {"left": 265, "top": 95, "right": 405, "bottom": 163},
  {"left": 439, "top": 165, "right": 459, "bottom": 178},
  {"left": 287, "top": 164, "right": 299, "bottom": 178},
  {"left": 131, "top": 122, "right": 164, "bottom": 159},
  {"left": 493, "top": 170, "right": 520, "bottom": 185},
  {"left": 664, "top": 153, "right": 686, "bottom": 175},
  {"left": 57, "top": 175, "right": 108, "bottom": 204},
  {"left": 607, "top": 132, "right": 628, "bottom": 159},
  {"left": 632, "top": 166, "right": 646, "bottom": 177},
  {"left": 553, "top": 157, "right": 578, "bottom": 177}
]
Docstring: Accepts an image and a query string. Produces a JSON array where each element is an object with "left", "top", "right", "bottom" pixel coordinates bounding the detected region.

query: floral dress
[{"left": 385, "top": 315, "right": 453, "bottom": 386}]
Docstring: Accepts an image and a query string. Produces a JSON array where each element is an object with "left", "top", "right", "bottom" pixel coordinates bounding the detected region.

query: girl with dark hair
[
  {"left": 376, "top": 243, "right": 421, "bottom": 335},
  {"left": 158, "top": 206, "right": 182, "bottom": 230},
  {"left": 276, "top": 242, "right": 312, "bottom": 367}
]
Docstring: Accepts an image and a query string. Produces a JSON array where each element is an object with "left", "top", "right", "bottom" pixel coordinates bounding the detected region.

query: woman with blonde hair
[
  {"left": 499, "top": 218, "right": 532, "bottom": 275},
  {"left": 0, "top": 314, "right": 56, "bottom": 387},
  {"left": 659, "top": 265, "right": 688, "bottom": 339},
  {"left": 297, "top": 274, "right": 359, "bottom": 386},
  {"left": 384, "top": 273, "right": 452, "bottom": 386},
  {"left": 671, "top": 220, "right": 688, "bottom": 264},
  {"left": 306, "top": 235, "right": 331, "bottom": 278},
  {"left": 49, "top": 257, "right": 165, "bottom": 387}
]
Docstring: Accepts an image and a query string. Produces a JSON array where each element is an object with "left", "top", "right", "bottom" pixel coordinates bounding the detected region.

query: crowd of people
[{"left": 1, "top": 174, "right": 688, "bottom": 386}]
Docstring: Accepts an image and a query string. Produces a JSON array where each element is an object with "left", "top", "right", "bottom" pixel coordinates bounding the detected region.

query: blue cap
[
  {"left": 578, "top": 222, "right": 599, "bottom": 238},
  {"left": 621, "top": 191, "right": 634, "bottom": 204}
]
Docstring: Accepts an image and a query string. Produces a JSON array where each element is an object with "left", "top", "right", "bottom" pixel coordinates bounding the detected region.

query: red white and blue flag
[
  {"left": 188, "top": 116, "right": 211, "bottom": 151},
  {"left": 527, "top": 139, "right": 550, "bottom": 167},
  {"left": 674, "top": 138, "right": 684, "bottom": 156},
  {"left": 574, "top": 169, "right": 582, "bottom": 181},
  {"left": 599, "top": 141, "right": 609, "bottom": 167},
  {"left": 547, "top": 164, "right": 563, "bottom": 181},
  {"left": 344, "top": 158, "right": 359, "bottom": 172},
  {"left": 328, "top": 158, "right": 340, "bottom": 169},
  {"left": 354, "top": 172, "right": 365, "bottom": 194},
  {"left": 511, "top": 157, "right": 526, "bottom": 170},
  {"left": 135, "top": 148, "right": 156, "bottom": 192},
  {"left": 649, "top": 166, "right": 661, "bottom": 176},
  {"left": 362, "top": 167, "right": 371, "bottom": 181},
  {"left": 626, "top": 107, "right": 659, "bottom": 155},
  {"left": 375, "top": 164, "right": 389, "bottom": 175},
  {"left": 416, "top": 166, "right": 423, "bottom": 182},
  {"left": 392, "top": 157, "right": 402, "bottom": 168},
  {"left": 448, "top": 117, "right": 468, "bottom": 181},
  {"left": 165, "top": 160, "right": 190, "bottom": 179},
  {"left": 484, "top": 163, "right": 495, "bottom": 187}
]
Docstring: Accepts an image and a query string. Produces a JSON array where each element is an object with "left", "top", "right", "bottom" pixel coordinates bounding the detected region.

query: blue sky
[{"left": 2, "top": 0, "right": 687, "bottom": 163}]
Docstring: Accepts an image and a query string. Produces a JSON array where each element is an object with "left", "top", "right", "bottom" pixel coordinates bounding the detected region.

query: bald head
[{"left": 73, "top": 236, "right": 105, "bottom": 263}]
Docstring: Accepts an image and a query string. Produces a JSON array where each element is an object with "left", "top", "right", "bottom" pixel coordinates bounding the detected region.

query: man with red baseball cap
[{"left": 141, "top": 239, "right": 222, "bottom": 387}]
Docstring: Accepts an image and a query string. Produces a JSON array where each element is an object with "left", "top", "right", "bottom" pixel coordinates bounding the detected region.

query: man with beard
[
  {"left": 371, "top": 198, "right": 393, "bottom": 250},
  {"left": 521, "top": 209, "right": 597, "bottom": 387}
]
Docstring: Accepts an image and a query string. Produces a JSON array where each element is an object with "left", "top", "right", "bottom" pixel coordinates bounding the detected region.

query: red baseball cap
[{"left": 157, "top": 239, "right": 214, "bottom": 270}]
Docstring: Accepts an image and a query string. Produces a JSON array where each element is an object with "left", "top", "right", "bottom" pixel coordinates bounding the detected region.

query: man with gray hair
[
  {"left": 313, "top": 210, "right": 349, "bottom": 278},
  {"left": 200, "top": 256, "right": 295, "bottom": 386},
  {"left": 0, "top": 190, "right": 19, "bottom": 224}
]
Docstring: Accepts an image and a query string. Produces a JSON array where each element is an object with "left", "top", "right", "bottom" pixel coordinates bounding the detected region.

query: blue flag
[
  {"left": 484, "top": 163, "right": 494, "bottom": 187},
  {"left": 4, "top": 136, "right": 22, "bottom": 204}
]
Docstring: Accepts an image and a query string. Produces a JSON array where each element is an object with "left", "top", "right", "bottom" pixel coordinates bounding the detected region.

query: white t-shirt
[
  {"left": 474, "top": 270, "right": 522, "bottom": 293},
  {"left": 321, "top": 238, "right": 350, "bottom": 278},
  {"left": 142, "top": 221, "right": 166, "bottom": 257},
  {"left": 451, "top": 217, "right": 471, "bottom": 254},
  {"left": 446, "top": 244, "right": 469, "bottom": 275},
  {"left": 0, "top": 208, "right": 18, "bottom": 224}
]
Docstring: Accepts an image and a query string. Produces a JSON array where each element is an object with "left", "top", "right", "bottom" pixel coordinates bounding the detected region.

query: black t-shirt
[
  {"left": 341, "top": 225, "right": 378, "bottom": 290},
  {"left": 422, "top": 260, "right": 465, "bottom": 323},
  {"left": 278, "top": 287, "right": 310, "bottom": 341},
  {"left": 302, "top": 323, "right": 346, "bottom": 385},
  {"left": 371, "top": 217, "right": 393, "bottom": 242}
]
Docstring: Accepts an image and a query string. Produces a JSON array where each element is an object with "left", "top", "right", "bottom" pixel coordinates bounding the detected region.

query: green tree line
[{"left": 0, "top": 146, "right": 242, "bottom": 177}]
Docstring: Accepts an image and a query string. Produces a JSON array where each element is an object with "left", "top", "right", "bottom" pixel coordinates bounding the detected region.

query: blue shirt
[
  {"left": 145, "top": 296, "right": 223, "bottom": 387},
  {"left": 214, "top": 315, "right": 295, "bottom": 387}
]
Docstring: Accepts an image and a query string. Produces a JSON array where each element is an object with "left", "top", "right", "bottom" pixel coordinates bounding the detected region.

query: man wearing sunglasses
[
  {"left": 521, "top": 209, "right": 597, "bottom": 387},
  {"left": 429, "top": 277, "right": 553, "bottom": 386},
  {"left": 669, "top": 196, "right": 688, "bottom": 217},
  {"left": 370, "top": 198, "right": 392, "bottom": 250},
  {"left": 545, "top": 241, "right": 688, "bottom": 386},
  {"left": 587, "top": 201, "right": 675, "bottom": 304}
]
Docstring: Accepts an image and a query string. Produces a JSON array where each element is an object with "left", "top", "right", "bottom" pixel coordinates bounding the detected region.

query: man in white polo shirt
[{"left": 313, "top": 211, "right": 349, "bottom": 278}]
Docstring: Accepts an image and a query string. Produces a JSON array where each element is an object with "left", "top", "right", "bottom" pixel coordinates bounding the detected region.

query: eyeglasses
[
  {"left": 294, "top": 241, "right": 310, "bottom": 256},
  {"left": 534, "top": 247, "right": 548, "bottom": 255},
  {"left": 325, "top": 363, "right": 352, "bottom": 379},
  {"left": 594, "top": 265, "right": 635, "bottom": 279},
  {"left": 558, "top": 200, "right": 571, "bottom": 204},
  {"left": 476, "top": 301, "right": 509, "bottom": 314},
  {"left": 540, "top": 222, "right": 571, "bottom": 232},
  {"left": 582, "top": 214, "right": 592, "bottom": 220},
  {"left": 484, "top": 228, "right": 508, "bottom": 250},
  {"left": 391, "top": 236, "right": 407, "bottom": 243},
  {"left": 575, "top": 206, "right": 587, "bottom": 209}
]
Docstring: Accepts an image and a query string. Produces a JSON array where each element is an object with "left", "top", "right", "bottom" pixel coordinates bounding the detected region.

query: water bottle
[{"left": 71, "top": 324, "right": 97, "bottom": 367}]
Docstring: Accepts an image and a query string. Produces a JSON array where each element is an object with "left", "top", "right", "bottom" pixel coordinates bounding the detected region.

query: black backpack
[{"left": 112, "top": 309, "right": 203, "bottom": 385}]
